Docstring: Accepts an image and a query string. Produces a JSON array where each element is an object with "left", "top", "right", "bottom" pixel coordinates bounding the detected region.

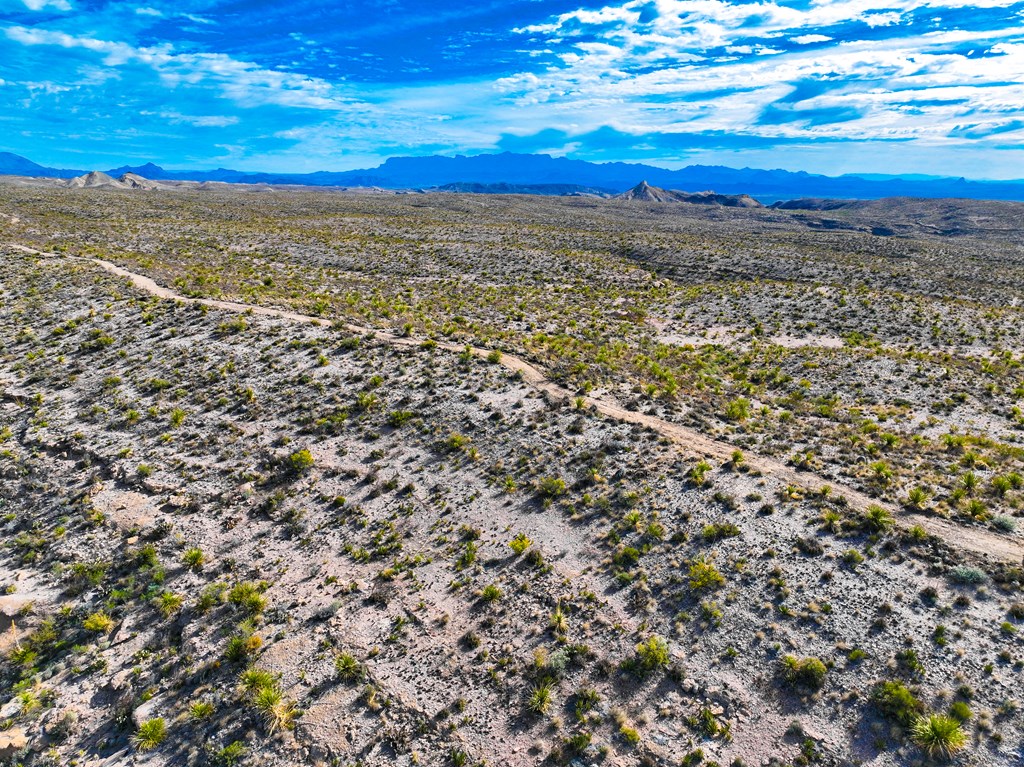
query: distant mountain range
[{"left": 3, "top": 150, "right": 1024, "bottom": 202}]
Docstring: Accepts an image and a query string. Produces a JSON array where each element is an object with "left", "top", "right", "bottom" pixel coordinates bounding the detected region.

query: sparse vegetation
[{"left": 1, "top": 185, "right": 1023, "bottom": 766}]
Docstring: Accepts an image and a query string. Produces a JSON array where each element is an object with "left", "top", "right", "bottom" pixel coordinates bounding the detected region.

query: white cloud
[
  {"left": 22, "top": 0, "right": 71, "bottom": 10},
  {"left": 490, "top": 1, "right": 1024, "bottom": 148},
  {"left": 863, "top": 11, "right": 904, "bottom": 26},
  {"left": 791, "top": 34, "right": 834, "bottom": 44},
  {"left": 143, "top": 111, "right": 240, "bottom": 127},
  {"left": 4, "top": 26, "right": 363, "bottom": 112}
]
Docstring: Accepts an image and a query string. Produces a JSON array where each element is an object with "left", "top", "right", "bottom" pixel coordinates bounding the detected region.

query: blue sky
[{"left": 2, "top": 0, "right": 1023, "bottom": 176}]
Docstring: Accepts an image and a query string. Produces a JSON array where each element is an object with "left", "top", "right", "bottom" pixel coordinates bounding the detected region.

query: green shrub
[
  {"left": 83, "top": 611, "right": 113, "bottom": 633},
  {"left": 481, "top": 584, "right": 503, "bottom": 603},
  {"left": 910, "top": 715, "right": 967, "bottom": 758},
  {"left": 509, "top": 533, "right": 532, "bottom": 555},
  {"left": 190, "top": 701, "right": 215, "bottom": 720},
  {"left": 948, "top": 701, "right": 972, "bottom": 722},
  {"left": 688, "top": 558, "right": 725, "bottom": 591},
  {"left": 863, "top": 504, "right": 894, "bottom": 532},
  {"left": 702, "top": 522, "right": 740, "bottom": 541},
  {"left": 612, "top": 546, "right": 641, "bottom": 569},
  {"left": 689, "top": 460, "right": 712, "bottom": 486},
  {"left": 287, "top": 448, "right": 314, "bottom": 473},
  {"left": 212, "top": 740, "right": 246, "bottom": 766},
  {"left": 870, "top": 680, "right": 923, "bottom": 725},
  {"left": 387, "top": 410, "right": 415, "bottom": 427},
  {"left": 527, "top": 684, "right": 551, "bottom": 714},
  {"left": 633, "top": 635, "right": 670, "bottom": 674},
  {"left": 182, "top": 548, "right": 205, "bottom": 570},
  {"left": 335, "top": 652, "right": 364, "bottom": 682},
  {"left": 228, "top": 581, "right": 267, "bottom": 615},
  {"left": 536, "top": 476, "right": 567, "bottom": 498},
  {"left": 949, "top": 566, "right": 987, "bottom": 585},
  {"left": 723, "top": 397, "right": 750, "bottom": 422},
  {"left": 781, "top": 655, "right": 827, "bottom": 691},
  {"left": 132, "top": 718, "right": 167, "bottom": 752}
]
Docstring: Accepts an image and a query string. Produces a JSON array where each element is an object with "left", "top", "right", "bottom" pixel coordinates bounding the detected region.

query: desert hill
[{"left": 617, "top": 180, "right": 764, "bottom": 207}]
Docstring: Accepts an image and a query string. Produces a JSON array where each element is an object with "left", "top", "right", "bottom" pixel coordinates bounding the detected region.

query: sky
[{"left": 1, "top": 0, "right": 1023, "bottom": 177}]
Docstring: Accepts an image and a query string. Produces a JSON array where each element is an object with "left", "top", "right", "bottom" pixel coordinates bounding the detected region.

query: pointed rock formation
[{"left": 616, "top": 180, "right": 763, "bottom": 208}]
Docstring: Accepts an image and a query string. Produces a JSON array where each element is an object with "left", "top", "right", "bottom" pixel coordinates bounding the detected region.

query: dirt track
[{"left": 9, "top": 243, "right": 1022, "bottom": 564}]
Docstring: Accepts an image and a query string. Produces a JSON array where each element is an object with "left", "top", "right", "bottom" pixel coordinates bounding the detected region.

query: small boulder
[{"left": 0, "top": 727, "right": 29, "bottom": 761}]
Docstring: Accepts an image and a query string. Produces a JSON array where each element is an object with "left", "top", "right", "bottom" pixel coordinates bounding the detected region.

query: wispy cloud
[
  {"left": 22, "top": 0, "right": 71, "bottom": 11},
  {"left": 143, "top": 110, "right": 240, "bottom": 127},
  {"left": 5, "top": 26, "right": 362, "bottom": 112}
]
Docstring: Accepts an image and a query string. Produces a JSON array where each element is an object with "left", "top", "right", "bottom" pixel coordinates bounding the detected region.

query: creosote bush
[
  {"left": 632, "top": 635, "right": 670, "bottom": 675},
  {"left": 287, "top": 448, "right": 315, "bottom": 474}
]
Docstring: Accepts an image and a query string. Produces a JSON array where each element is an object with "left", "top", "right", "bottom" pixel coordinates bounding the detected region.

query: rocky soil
[{"left": 1, "top": 186, "right": 1023, "bottom": 767}]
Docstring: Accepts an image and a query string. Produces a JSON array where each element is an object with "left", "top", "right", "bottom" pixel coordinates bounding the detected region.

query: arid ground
[{"left": 2, "top": 182, "right": 1023, "bottom": 767}]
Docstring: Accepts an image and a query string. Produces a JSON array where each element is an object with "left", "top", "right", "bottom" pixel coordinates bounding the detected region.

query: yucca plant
[
  {"left": 132, "top": 718, "right": 167, "bottom": 751},
  {"left": 254, "top": 685, "right": 297, "bottom": 734},
  {"left": 239, "top": 667, "right": 277, "bottom": 699},
  {"left": 527, "top": 684, "right": 552, "bottom": 714}
]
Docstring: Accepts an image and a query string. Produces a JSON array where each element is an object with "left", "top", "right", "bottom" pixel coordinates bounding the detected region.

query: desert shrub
[
  {"left": 795, "top": 536, "right": 824, "bottom": 556},
  {"left": 182, "top": 547, "right": 205, "bottom": 570},
  {"left": 842, "top": 549, "right": 865, "bottom": 568},
  {"left": 386, "top": 410, "right": 415, "bottom": 427},
  {"left": 871, "top": 680, "right": 923, "bottom": 725},
  {"left": 83, "top": 611, "right": 113, "bottom": 633},
  {"left": 239, "top": 668, "right": 296, "bottom": 733},
  {"left": 132, "top": 718, "right": 167, "bottom": 752},
  {"left": 211, "top": 741, "right": 246, "bottom": 766},
  {"left": 335, "top": 652, "right": 364, "bottom": 682},
  {"left": 780, "top": 655, "right": 827, "bottom": 691},
  {"left": 906, "top": 486, "right": 930, "bottom": 509},
  {"left": 862, "top": 504, "right": 894, "bottom": 532},
  {"left": 702, "top": 522, "right": 740, "bottom": 541},
  {"left": 536, "top": 476, "right": 567, "bottom": 498},
  {"left": 153, "top": 591, "right": 184, "bottom": 618},
  {"left": 633, "top": 635, "right": 670, "bottom": 674},
  {"left": 228, "top": 581, "right": 267, "bottom": 615},
  {"left": 509, "top": 533, "right": 532, "bottom": 555},
  {"left": 574, "top": 688, "right": 600, "bottom": 721},
  {"left": 549, "top": 606, "right": 568, "bottom": 634},
  {"left": 948, "top": 701, "right": 972, "bottom": 722},
  {"left": 443, "top": 433, "right": 469, "bottom": 452},
  {"left": 910, "top": 715, "right": 967, "bottom": 758},
  {"left": 455, "top": 541, "right": 478, "bottom": 570},
  {"left": 688, "top": 558, "right": 725, "bottom": 591},
  {"left": 948, "top": 566, "right": 987, "bottom": 585},
  {"left": 612, "top": 546, "right": 641, "bottom": 569},
  {"left": 527, "top": 684, "right": 551, "bottom": 714},
  {"left": 254, "top": 685, "right": 296, "bottom": 733},
  {"left": 480, "top": 583, "right": 503, "bottom": 603},
  {"left": 689, "top": 460, "right": 712, "bottom": 486},
  {"left": 190, "top": 701, "right": 215, "bottom": 720},
  {"left": 723, "top": 397, "right": 751, "bottom": 422},
  {"left": 287, "top": 448, "right": 314, "bottom": 473},
  {"left": 993, "top": 515, "right": 1017, "bottom": 533},
  {"left": 224, "top": 633, "right": 263, "bottom": 662}
]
